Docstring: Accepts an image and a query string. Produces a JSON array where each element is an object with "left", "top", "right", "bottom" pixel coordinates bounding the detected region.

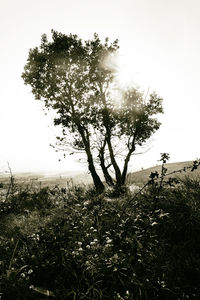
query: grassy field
[
  {"left": 127, "top": 160, "right": 200, "bottom": 186},
  {"left": 0, "top": 160, "right": 200, "bottom": 299},
  {"left": 0, "top": 171, "right": 92, "bottom": 189},
  {"left": 1, "top": 161, "right": 199, "bottom": 190}
]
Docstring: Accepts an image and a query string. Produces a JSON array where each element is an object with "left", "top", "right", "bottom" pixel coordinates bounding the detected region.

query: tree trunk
[
  {"left": 98, "top": 139, "right": 114, "bottom": 186},
  {"left": 106, "top": 133, "right": 122, "bottom": 186},
  {"left": 69, "top": 98, "right": 104, "bottom": 193},
  {"left": 78, "top": 125, "right": 104, "bottom": 193},
  {"left": 121, "top": 151, "right": 133, "bottom": 185},
  {"left": 121, "top": 140, "right": 136, "bottom": 185},
  {"left": 99, "top": 155, "right": 114, "bottom": 186},
  {"left": 99, "top": 86, "right": 122, "bottom": 186},
  {"left": 88, "top": 155, "right": 105, "bottom": 193}
]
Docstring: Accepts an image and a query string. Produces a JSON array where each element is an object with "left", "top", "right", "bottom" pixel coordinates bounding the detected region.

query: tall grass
[{"left": 0, "top": 157, "right": 200, "bottom": 299}]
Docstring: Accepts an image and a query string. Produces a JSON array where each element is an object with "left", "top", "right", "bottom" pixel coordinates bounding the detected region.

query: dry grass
[{"left": 127, "top": 161, "right": 200, "bottom": 186}]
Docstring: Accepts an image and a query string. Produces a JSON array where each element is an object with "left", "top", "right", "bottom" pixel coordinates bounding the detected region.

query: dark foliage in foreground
[{"left": 0, "top": 173, "right": 200, "bottom": 299}]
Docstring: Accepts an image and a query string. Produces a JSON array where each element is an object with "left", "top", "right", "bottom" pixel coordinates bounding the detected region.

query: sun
[
  {"left": 114, "top": 54, "right": 139, "bottom": 88},
  {"left": 102, "top": 52, "right": 136, "bottom": 87},
  {"left": 113, "top": 52, "right": 154, "bottom": 91}
]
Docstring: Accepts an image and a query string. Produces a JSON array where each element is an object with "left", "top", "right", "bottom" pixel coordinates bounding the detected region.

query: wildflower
[
  {"left": 106, "top": 238, "right": 112, "bottom": 243},
  {"left": 77, "top": 241, "right": 82, "bottom": 246},
  {"left": 113, "top": 253, "right": 119, "bottom": 260},
  {"left": 151, "top": 222, "right": 158, "bottom": 226}
]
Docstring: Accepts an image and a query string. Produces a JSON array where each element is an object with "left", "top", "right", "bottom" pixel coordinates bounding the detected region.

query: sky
[{"left": 0, "top": 0, "right": 200, "bottom": 174}]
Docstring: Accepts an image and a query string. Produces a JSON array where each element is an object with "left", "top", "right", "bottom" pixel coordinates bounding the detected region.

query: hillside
[
  {"left": 127, "top": 160, "right": 200, "bottom": 186},
  {"left": 0, "top": 170, "right": 93, "bottom": 188},
  {"left": 0, "top": 161, "right": 199, "bottom": 188}
]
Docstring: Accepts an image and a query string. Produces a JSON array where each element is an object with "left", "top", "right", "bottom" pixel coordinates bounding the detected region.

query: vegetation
[
  {"left": 6, "top": 30, "right": 199, "bottom": 300},
  {"left": 127, "top": 160, "right": 200, "bottom": 187},
  {"left": 1, "top": 156, "right": 200, "bottom": 299},
  {"left": 22, "top": 31, "right": 163, "bottom": 192}
]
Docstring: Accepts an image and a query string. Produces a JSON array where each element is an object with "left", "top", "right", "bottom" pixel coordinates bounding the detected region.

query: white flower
[
  {"left": 151, "top": 222, "right": 158, "bottom": 226},
  {"left": 106, "top": 239, "right": 112, "bottom": 243}
]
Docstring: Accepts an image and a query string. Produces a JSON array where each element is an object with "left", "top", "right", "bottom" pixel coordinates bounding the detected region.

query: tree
[
  {"left": 22, "top": 30, "right": 163, "bottom": 192},
  {"left": 22, "top": 31, "right": 108, "bottom": 192},
  {"left": 82, "top": 38, "right": 163, "bottom": 187},
  {"left": 111, "top": 88, "right": 163, "bottom": 185}
]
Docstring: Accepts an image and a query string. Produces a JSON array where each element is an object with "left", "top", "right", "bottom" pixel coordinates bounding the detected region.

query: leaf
[{"left": 30, "top": 285, "right": 55, "bottom": 297}]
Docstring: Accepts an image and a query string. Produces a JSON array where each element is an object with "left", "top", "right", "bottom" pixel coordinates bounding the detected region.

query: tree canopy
[{"left": 22, "top": 30, "right": 163, "bottom": 192}]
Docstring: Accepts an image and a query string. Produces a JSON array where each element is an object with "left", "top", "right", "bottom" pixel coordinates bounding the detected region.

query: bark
[
  {"left": 79, "top": 125, "right": 104, "bottom": 193},
  {"left": 87, "top": 153, "right": 105, "bottom": 193},
  {"left": 106, "top": 133, "right": 122, "bottom": 185},
  {"left": 121, "top": 134, "right": 137, "bottom": 185},
  {"left": 99, "top": 142, "right": 114, "bottom": 186},
  {"left": 121, "top": 149, "right": 134, "bottom": 185},
  {"left": 69, "top": 93, "right": 104, "bottom": 193},
  {"left": 99, "top": 86, "right": 122, "bottom": 185},
  {"left": 100, "top": 158, "right": 114, "bottom": 186}
]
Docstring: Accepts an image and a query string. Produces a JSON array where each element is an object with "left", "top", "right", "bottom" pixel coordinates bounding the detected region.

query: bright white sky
[{"left": 0, "top": 0, "right": 200, "bottom": 173}]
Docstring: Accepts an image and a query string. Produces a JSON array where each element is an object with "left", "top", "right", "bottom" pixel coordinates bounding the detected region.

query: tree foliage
[{"left": 22, "top": 30, "right": 163, "bottom": 192}]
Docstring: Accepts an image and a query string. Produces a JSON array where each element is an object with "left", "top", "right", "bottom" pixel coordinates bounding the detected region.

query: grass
[
  {"left": 1, "top": 161, "right": 199, "bottom": 190},
  {"left": 127, "top": 161, "right": 200, "bottom": 186},
  {"left": 0, "top": 161, "right": 200, "bottom": 299}
]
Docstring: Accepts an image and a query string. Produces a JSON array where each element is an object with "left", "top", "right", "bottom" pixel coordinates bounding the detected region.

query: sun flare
[
  {"left": 115, "top": 55, "right": 135, "bottom": 86},
  {"left": 113, "top": 53, "right": 153, "bottom": 91}
]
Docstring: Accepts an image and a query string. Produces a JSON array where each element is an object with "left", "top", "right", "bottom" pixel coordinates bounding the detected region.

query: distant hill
[
  {"left": 127, "top": 161, "right": 200, "bottom": 186},
  {"left": 0, "top": 170, "right": 92, "bottom": 188},
  {"left": 0, "top": 161, "right": 199, "bottom": 188}
]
